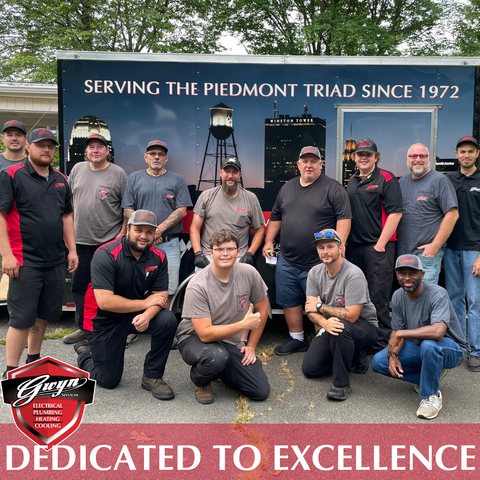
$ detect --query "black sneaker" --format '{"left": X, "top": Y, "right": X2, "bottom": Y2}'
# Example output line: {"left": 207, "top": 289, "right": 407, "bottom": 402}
{"left": 274, "top": 337, "right": 308, "bottom": 356}
{"left": 352, "top": 349, "right": 369, "bottom": 374}
{"left": 74, "top": 339, "right": 91, "bottom": 355}
{"left": 326, "top": 385, "right": 352, "bottom": 401}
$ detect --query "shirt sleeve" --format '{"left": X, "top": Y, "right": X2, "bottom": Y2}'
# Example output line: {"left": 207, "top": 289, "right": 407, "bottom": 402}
{"left": 429, "top": 290, "right": 451, "bottom": 327}
{"left": 175, "top": 176, "right": 193, "bottom": 209}
{"left": 436, "top": 175, "right": 458, "bottom": 213}
{"left": 329, "top": 181, "right": 352, "bottom": 220}
{"left": 63, "top": 182, "right": 73, "bottom": 215}
{"left": 249, "top": 197, "right": 265, "bottom": 230}
{"left": 381, "top": 175, "right": 403, "bottom": 215}
{"left": 152, "top": 255, "right": 169, "bottom": 292}
{"left": 306, "top": 268, "right": 320, "bottom": 297}
{"left": 121, "top": 175, "right": 137, "bottom": 210}
{"left": 91, "top": 249, "right": 116, "bottom": 291}
{"left": 344, "top": 275, "right": 370, "bottom": 306}
{"left": 182, "top": 282, "right": 212, "bottom": 319}
{"left": 119, "top": 169, "right": 128, "bottom": 200}
{"left": 391, "top": 290, "right": 407, "bottom": 331}
{"left": 249, "top": 268, "right": 268, "bottom": 305}
{"left": 270, "top": 187, "right": 284, "bottom": 222}
{"left": 193, "top": 191, "right": 207, "bottom": 217}
{"left": 0, "top": 171, "right": 14, "bottom": 213}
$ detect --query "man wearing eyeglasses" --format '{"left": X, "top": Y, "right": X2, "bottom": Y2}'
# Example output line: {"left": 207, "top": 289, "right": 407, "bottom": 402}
{"left": 444, "top": 136, "right": 480, "bottom": 372}
{"left": 302, "top": 229, "right": 378, "bottom": 401}
{"left": 396, "top": 143, "right": 458, "bottom": 284}
{"left": 122, "top": 140, "right": 192, "bottom": 305}
{"left": 177, "top": 228, "right": 270, "bottom": 404}
{"left": 63, "top": 134, "right": 128, "bottom": 345}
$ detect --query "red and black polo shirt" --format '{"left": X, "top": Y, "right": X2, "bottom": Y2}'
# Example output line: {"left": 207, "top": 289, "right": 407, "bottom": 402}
{"left": 84, "top": 237, "right": 168, "bottom": 332}
{"left": 346, "top": 165, "right": 402, "bottom": 245}
{"left": 0, "top": 160, "right": 72, "bottom": 267}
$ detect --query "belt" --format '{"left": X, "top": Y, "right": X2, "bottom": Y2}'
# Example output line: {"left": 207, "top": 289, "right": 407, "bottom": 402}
{"left": 162, "top": 234, "right": 179, "bottom": 243}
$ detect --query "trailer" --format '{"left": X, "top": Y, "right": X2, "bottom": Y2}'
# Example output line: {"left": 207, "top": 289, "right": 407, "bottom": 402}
{"left": 3, "top": 52, "right": 477, "bottom": 312}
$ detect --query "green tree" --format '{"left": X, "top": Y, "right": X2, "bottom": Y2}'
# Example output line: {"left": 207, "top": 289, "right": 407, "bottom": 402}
{"left": 0, "top": 0, "right": 226, "bottom": 82}
{"left": 226, "top": 0, "right": 453, "bottom": 56}
{"left": 455, "top": 0, "right": 480, "bottom": 56}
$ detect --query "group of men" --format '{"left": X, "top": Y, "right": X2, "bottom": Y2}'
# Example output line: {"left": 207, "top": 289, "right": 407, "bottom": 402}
{"left": 0, "top": 119, "right": 478, "bottom": 420}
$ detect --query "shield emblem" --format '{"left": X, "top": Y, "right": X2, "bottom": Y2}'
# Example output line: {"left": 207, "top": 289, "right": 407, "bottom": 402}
{"left": 1, "top": 357, "right": 95, "bottom": 450}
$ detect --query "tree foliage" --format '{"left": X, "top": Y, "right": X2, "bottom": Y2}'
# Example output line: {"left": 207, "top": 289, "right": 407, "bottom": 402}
{"left": 455, "top": 0, "right": 480, "bottom": 56}
{"left": 226, "top": 0, "right": 449, "bottom": 56}
{"left": 0, "top": 0, "right": 226, "bottom": 82}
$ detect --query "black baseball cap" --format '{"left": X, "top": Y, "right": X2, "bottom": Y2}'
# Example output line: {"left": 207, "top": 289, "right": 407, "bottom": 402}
{"left": 28, "top": 128, "right": 59, "bottom": 145}
{"left": 85, "top": 134, "right": 108, "bottom": 147}
{"left": 221, "top": 157, "right": 241, "bottom": 171}
{"left": 394, "top": 254, "right": 424, "bottom": 271}
{"left": 127, "top": 209, "right": 158, "bottom": 228}
{"left": 299, "top": 146, "right": 321, "bottom": 159}
{"left": 355, "top": 138, "right": 377, "bottom": 153}
{"left": 3, "top": 120, "right": 26, "bottom": 134}
{"left": 146, "top": 140, "right": 168, "bottom": 153}
{"left": 456, "top": 136, "right": 478, "bottom": 149}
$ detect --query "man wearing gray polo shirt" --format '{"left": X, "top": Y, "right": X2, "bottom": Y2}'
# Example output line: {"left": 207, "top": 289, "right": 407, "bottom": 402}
{"left": 122, "top": 140, "right": 192, "bottom": 303}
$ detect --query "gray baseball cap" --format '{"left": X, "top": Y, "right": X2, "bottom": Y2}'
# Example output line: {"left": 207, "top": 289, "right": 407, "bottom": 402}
{"left": 299, "top": 146, "right": 321, "bottom": 159}
{"left": 311, "top": 229, "right": 342, "bottom": 245}
{"left": 394, "top": 254, "right": 424, "bottom": 271}
{"left": 127, "top": 209, "right": 157, "bottom": 227}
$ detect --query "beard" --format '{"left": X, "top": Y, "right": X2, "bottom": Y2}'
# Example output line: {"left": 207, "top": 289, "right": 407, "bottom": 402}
{"left": 399, "top": 276, "right": 422, "bottom": 293}
{"left": 126, "top": 234, "right": 153, "bottom": 254}
{"left": 408, "top": 162, "right": 429, "bottom": 178}
{"left": 222, "top": 180, "right": 238, "bottom": 195}
{"left": 29, "top": 153, "right": 53, "bottom": 167}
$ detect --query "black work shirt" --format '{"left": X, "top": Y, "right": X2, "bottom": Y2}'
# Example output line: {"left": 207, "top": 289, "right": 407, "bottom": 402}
{"left": 271, "top": 175, "right": 351, "bottom": 270}
{"left": 346, "top": 166, "right": 402, "bottom": 245}
{"left": 446, "top": 167, "right": 480, "bottom": 251}
{"left": 0, "top": 160, "right": 73, "bottom": 267}
{"left": 85, "top": 237, "right": 169, "bottom": 331}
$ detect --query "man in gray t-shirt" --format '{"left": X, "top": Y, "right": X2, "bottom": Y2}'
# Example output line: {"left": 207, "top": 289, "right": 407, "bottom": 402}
{"left": 397, "top": 143, "right": 458, "bottom": 284}
{"left": 63, "top": 134, "right": 128, "bottom": 345}
{"left": 177, "top": 228, "right": 269, "bottom": 404}
{"left": 302, "top": 229, "right": 378, "bottom": 401}
{"left": 190, "top": 157, "right": 265, "bottom": 270}
{"left": 122, "top": 140, "right": 192, "bottom": 298}
{"left": 372, "top": 254, "right": 468, "bottom": 420}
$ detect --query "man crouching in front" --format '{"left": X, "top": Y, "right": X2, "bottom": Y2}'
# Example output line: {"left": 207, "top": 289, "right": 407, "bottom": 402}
{"left": 75, "top": 209, "right": 177, "bottom": 400}
{"left": 176, "top": 228, "right": 270, "bottom": 404}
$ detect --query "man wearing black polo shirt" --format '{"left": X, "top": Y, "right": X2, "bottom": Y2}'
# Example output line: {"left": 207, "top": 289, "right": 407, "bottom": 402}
{"left": 346, "top": 138, "right": 402, "bottom": 351}
{"left": 444, "top": 136, "right": 480, "bottom": 372}
{"left": 0, "top": 128, "right": 78, "bottom": 376}
{"left": 263, "top": 146, "right": 351, "bottom": 356}
{"left": 75, "top": 209, "right": 177, "bottom": 400}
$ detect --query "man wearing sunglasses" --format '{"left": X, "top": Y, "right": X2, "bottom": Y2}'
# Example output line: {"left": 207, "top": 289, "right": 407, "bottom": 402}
{"left": 396, "top": 143, "right": 458, "bottom": 284}
{"left": 444, "top": 136, "right": 480, "bottom": 372}
{"left": 123, "top": 140, "right": 192, "bottom": 306}
{"left": 302, "top": 229, "right": 378, "bottom": 401}
{"left": 177, "top": 228, "right": 269, "bottom": 404}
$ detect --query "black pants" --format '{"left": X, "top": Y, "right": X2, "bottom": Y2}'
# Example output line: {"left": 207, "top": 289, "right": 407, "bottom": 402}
{"left": 302, "top": 319, "right": 378, "bottom": 388}
{"left": 77, "top": 309, "right": 177, "bottom": 389}
{"left": 178, "top": 335, "right": 270, "bottom": 401}
{"left": 72, "top": 244, "right": 101, "bottom": 330}
{"left": 346, "top": 242, "right": 396, "bottom": 351}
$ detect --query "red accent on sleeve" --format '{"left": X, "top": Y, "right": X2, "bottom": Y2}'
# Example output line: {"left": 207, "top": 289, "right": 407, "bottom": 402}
{"left": 83, "top": 284, "right": 98, "bottom": 332}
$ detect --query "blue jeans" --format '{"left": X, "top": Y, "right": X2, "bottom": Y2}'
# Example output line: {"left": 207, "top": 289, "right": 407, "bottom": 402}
{"left": 154, "top": 238, "right": 180, "bottom": 295}
{"left": 372, "top": 338, "right": 463, "bottom": 398}
{"left": 419, "top": 248, "right": 444, "bottom": 284}
{"left": 444, "top": 248, "right": 480, "bottom": 357}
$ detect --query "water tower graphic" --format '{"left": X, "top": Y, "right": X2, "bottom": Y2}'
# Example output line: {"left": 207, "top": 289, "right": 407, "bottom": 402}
{"left": 197, "top": 102, "right": 242, "bottom": 192}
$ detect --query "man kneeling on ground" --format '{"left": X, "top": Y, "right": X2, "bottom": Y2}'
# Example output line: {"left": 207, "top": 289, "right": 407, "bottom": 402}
{"left": 302, "top": 229, "right": 379, "bottom": 401}
{"left": 75, "top": 209, "right": 177, "bottom": 400}
{"left": 372, "top": 254, "right": 469, "bottom": 420}
{"left": 176, "top": 228, "right": 270, "bottom": 404}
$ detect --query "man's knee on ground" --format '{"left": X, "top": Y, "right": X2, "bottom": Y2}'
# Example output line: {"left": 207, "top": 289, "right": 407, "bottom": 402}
{"left": 97, "top": 374, "right": 122, "bottom": 390}
{"left": 249, "top": 383, "right": 270, "bottom": 401}
{"left": 196, "top": 345, "right": 229, "bottom": 376}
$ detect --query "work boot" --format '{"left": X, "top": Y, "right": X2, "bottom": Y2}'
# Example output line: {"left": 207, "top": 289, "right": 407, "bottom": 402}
{"left": 63, "top": 329, "right": 86, "bottom": 344}
{"left": 417, "top": 391, "right": 442, "bottom": 419}
{"left": 74, "top": 339, "right": 91, "bottom": 355}
{"left": 141, "top": 374, "right": 174, "bottom": 400}
{"left": 194, "top": 384, "right": 214, "bottom": 404}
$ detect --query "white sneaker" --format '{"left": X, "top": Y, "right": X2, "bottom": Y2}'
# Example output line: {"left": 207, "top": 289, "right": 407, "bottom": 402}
{"left": 416, "top": 391, "right": 443, "bottom": 419}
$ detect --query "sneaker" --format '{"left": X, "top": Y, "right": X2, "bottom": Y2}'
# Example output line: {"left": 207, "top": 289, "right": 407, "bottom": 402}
{"left": 274, "top": 337, "right": 308, "bottom": 356}
{"left": 141, "top": 374, "right": 174, "bottom": 400}
{"left": 417, "top": 391, "right": 442, "bottom": 419}
{"left": 63, "top": 329, "right": 86, "bottom": 344}
{"left": 125, "top": 334, "right": 138, "bottom": 349}
{"left": 326, "top": 385, "right": 352, "bottom": 401}
{"left": 353, "top": 349, "right": 369, "bottom": 374}
{"left": 468, "top": 356, "right": 480, "bottom": 372}
{"left": 74, "top": 339, "right": 91, "bottom": 355}
{"left": 194, "top": 384, "right": 214, "bottom": 404}
{"left": 171, "top": 337, "right": 178, "bottom": 350}
{"left": 414, "top": 369, "right": 448, "bottom": 393}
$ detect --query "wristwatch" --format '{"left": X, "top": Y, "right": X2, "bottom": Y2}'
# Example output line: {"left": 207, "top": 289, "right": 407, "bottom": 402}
{"left": 387, "top": 352, "right": 398, "bottom": 359}
{"left": 315, "top": 300, "right": 323, "bottom": 314}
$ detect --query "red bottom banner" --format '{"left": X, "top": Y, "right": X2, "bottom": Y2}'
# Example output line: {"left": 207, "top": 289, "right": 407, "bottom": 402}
{"left": 0, "top": 423, "right": 478, "bottom": 479}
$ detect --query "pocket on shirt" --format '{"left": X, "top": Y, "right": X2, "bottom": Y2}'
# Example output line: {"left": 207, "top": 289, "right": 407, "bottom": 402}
{"left": 236, "top": 294, "right": 249, "bottom": 313}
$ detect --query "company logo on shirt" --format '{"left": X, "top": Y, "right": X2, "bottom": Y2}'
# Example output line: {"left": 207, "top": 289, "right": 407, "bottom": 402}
{"left": 55, "top": 182, "right": 65, "bottom": 188}
{"left": 145, "top": 266, "right": 158, "bottom": 274}
{"left": 237, "top": 208, "right": 247, "bottom": 212}
{"left": 165, "top": 194, "right": 174, "bottom": 198}
{"left": 417, "top": 196, "right": 428, "bottom": 201}
{"left": 335, "top": 295, "right": 345, "bottom": 307}
{"left": 238, "top": 296, "right": 247, "bottom": 309}
{"left": 99, "top": 188, "right": 109, "bottom": 199}
{"left": 470, "top": 187, "right": 480, "bottom": 192}
{"left": 366, "top": 185, "right": 379, "bottom": 190}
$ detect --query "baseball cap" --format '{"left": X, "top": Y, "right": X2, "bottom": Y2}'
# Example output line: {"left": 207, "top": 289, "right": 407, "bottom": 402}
{"left": 221, "top": 157, "right": 241, "bottom": 171}
{"left": 456, "top": 136, "right": 478, "bottom": 149}
{"left": 146, "top": 140, "right": 168, "bottom": 152}
{"left": 355, "top": 138, "right": 377, "bottom": 153}
{"left": 85, "top": 134, "right": 108, "bottom": 147}
{"left": 127, "top": 209, "right": 157, "bottom": 228}
{"left": 311, "top": 229, "right": 342, "bottom": 245}
{"left": 28, "top": 128, "right": 59, "bottom": 145}
{"left": 394, "top": 254, "right": 424, "bottom": 271}
{"left": 299, "top": 146, "right": 321, "bottom": 159}
{"left": 3, "top": 120, "right": 26, "bottom": 134}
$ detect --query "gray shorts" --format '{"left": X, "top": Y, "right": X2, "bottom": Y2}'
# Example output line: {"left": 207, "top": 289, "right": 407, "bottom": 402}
{"left": 7, "top": 264, "right": 65, "bottom": 328}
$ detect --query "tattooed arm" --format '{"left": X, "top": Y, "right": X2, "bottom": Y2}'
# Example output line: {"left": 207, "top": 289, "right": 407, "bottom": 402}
{"left": 154, "top": 207, "right": 187, "bottom": 245}
{"left": 305, "top": 295, "right": 363, "bottom": 325}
